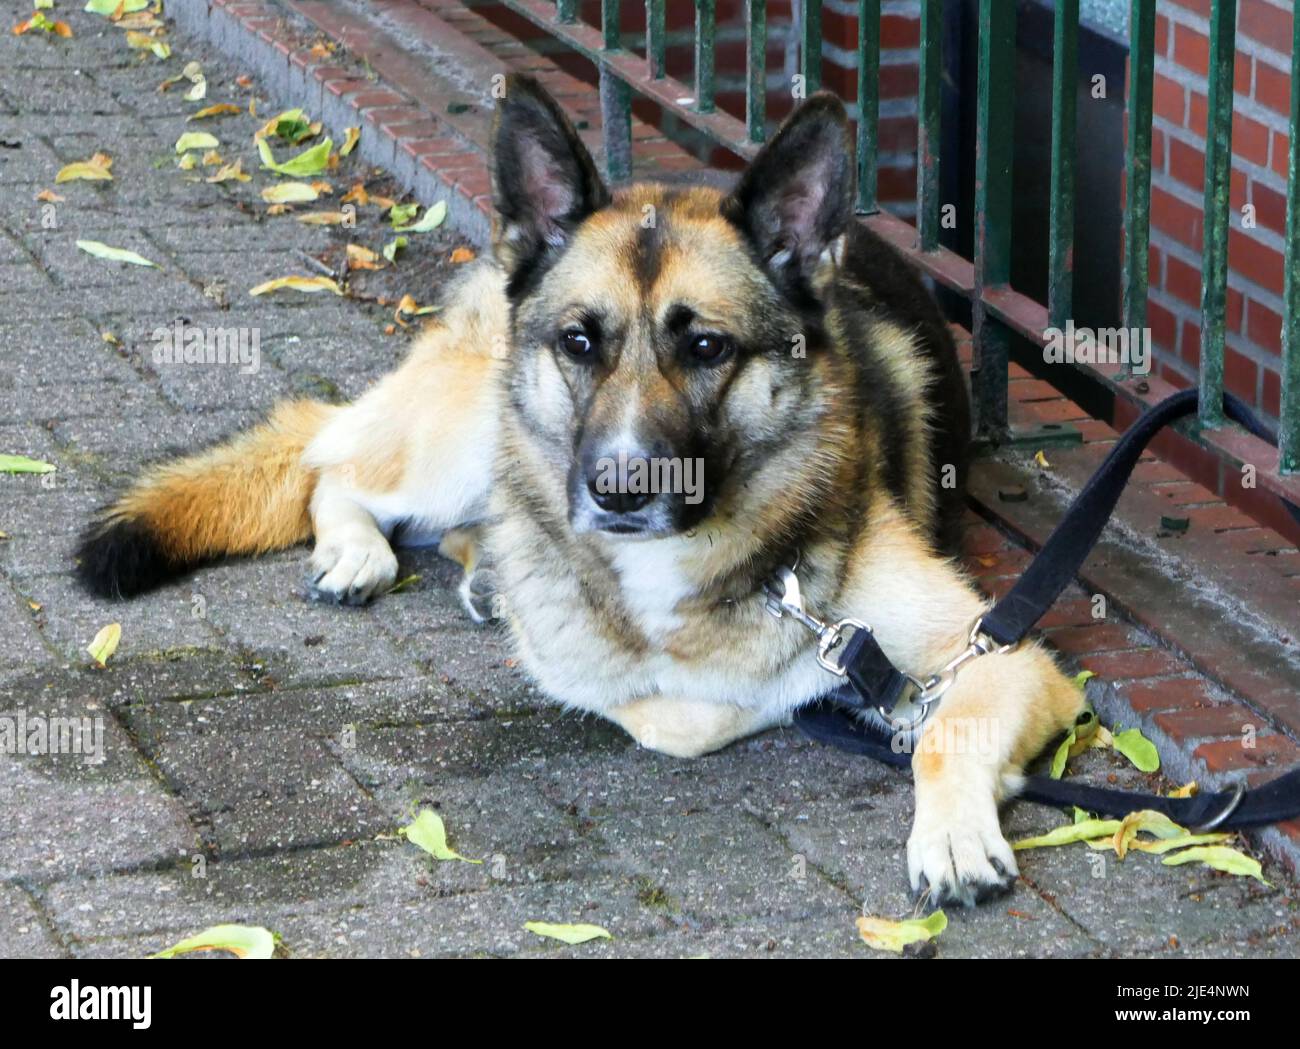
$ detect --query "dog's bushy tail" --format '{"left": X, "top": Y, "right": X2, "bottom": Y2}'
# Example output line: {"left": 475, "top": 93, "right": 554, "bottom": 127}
{"left": 76, "top": 399, "right": 336, "bottom": 598}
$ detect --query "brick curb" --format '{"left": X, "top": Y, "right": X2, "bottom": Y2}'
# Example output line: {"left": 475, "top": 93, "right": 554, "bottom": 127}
{"left": 166, "top": 0, "right": 1300, "bottom": 875}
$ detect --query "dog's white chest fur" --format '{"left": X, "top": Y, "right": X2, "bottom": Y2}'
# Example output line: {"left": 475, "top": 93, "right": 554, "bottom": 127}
{"left": 610, "top": 540, "right": 695, "bottom": 638}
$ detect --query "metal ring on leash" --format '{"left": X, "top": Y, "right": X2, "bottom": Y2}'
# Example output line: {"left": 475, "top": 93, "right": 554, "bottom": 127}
{"left": 1190, "top": 780, "right": 1246, "bottom": 833}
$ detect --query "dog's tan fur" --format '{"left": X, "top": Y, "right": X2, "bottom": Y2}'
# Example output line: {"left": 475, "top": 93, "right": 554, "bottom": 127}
{"left": 78, "top": 79, "right": 1082, "bottom": 906}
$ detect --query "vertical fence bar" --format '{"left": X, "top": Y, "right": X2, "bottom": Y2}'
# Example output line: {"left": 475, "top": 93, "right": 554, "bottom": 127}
{"left": 600, "top": 2, "right": 631, "bottom": 182}
{"left": 1198, "top": 0, "right": 1238, "bottom": 429}
{"left": 802, "top": 0, "right": 823, "bottom": 94}
{"left": 745, "top": 0, "right": 765, "bottom": 142}
{"left": 1122, "top": 0, "right": 1155, "bottom": 338}
{"left": 857, "top": 0, "right": 880, "bottom": 213}
{"left": 917, "top": 0, "right": 942, "bottom": 250}
{"left": 695, "top": 0, "right": 715, "bottom": 113}
{"left": 557, "top": 0, "right": 576, "bottom": 24}
{"left": 1048, "top": 0, "right": 1079, "bottom": 330}
{"left": 1281, "top": 10, "right": 1300, "bottom": 473}
{"left": 603, "top": 0, "right": 621, "bottom": 49}
{"left": 973, "top": 0, "right": 1016, "bottom": 440}
{"left": 646, "top": 0, "right": 666, "bottom": 79}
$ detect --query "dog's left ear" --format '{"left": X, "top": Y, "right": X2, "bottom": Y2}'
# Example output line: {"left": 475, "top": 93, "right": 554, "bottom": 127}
{"left": 490, "top": 74, "right": 610, "bottom": 275}
{"left": 722, "top": 94, "right": 855, "bottom": 289}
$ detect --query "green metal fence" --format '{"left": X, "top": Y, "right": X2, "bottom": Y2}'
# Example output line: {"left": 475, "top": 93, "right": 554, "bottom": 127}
{"left": 501, "top": 0, "right": 1300, "bottom": 505}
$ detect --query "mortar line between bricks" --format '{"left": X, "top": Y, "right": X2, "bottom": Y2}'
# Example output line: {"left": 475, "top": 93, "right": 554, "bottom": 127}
{"left": 740, "top": 800, "right": 890, "bottom": 912}
{"left": 1015, "top": 871, "right": 1109, "bottom": 955}
{"left": 5, "top": 880, "right": 75, "bottom": 958}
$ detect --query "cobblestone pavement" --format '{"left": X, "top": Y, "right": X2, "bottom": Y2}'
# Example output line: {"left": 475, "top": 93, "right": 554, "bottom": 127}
{"left": 1, "top": 8, "right": 1296, "bottom": 959}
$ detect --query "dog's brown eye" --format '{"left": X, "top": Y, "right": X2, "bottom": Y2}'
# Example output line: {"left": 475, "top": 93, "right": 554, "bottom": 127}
{"left": 687, "top": 333, "right": 731, "bottom": 364}
{"left": 559, "top": 329, "right": 594, "bottom": 360}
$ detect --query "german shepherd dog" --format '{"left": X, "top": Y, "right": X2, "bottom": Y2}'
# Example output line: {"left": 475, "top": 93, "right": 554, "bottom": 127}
{"left": 77, "top": 76, "right": 1083, "bottom": 907}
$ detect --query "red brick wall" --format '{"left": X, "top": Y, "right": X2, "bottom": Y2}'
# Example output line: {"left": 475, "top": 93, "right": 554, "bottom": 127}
{"left": 1145, "top": 0, "right": 1293, "bottom": 421}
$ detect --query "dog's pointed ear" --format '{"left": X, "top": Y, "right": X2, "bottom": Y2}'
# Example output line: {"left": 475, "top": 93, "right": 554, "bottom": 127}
{"left": 490, "top": 74, "right": 610, "bottom": 274}
{"left": 722, "top": 94, "right": 855, "bottom": 288}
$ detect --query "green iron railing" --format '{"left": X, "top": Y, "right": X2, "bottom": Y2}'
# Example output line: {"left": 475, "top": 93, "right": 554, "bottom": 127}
{"left": 500, "top": 0, "right": 1300, "bottom": 504}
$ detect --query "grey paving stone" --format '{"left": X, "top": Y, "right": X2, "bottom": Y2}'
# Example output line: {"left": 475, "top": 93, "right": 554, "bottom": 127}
{"left": 49, "top": 407, "right": 262, "bottom": 485}
{"left": 0, "top": 750, "right": 198, "bottom": 884}
{"left": 13, "top": 569, "right": 221, "bottom": 663}
{"left": 0, "top": 485, "right": 106, "bottom": 577}
{"left": 0, "top": 579, "right": 54, "bottom": 671}
{"left": 0, "top": 69, "right": 129, "bottom": 116}
{"left": 2, "top": 317, "right": 141, "bottom": 389}
{"left": 141, "top": 726, "right": 388, "bottom": 856}
{"left": 197, "top": 554, "right": 425, "bottom": 687}
{"left": 0, "top": 884, "right": 68, "bottom": 958}
{"left": 0, "top": 131, "right": 66, "bottom": 184}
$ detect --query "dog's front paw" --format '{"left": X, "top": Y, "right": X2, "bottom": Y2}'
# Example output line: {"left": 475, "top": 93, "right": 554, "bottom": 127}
{"left": 306, "top": 535, "right": 398, "bottom": 606}
{"left": 907, "top": 800, "right": 1018, "bottom": 908}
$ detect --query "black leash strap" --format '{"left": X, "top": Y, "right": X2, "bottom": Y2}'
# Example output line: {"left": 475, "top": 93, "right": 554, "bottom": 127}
{"left": 798, "top": 698, "right": 1300, "bottom": 829}
{"left": 793, "top": 389, "right": 1300, "bottom": 829}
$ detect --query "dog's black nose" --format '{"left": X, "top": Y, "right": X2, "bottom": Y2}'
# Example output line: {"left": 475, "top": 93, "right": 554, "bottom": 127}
{"left": 587, "top": 462, "right": 654, "bottom": 514}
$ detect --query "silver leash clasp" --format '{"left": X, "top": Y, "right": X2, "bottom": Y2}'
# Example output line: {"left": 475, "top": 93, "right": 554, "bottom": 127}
{"left": 764, "top": 564, "right": 867, "bottom": 675}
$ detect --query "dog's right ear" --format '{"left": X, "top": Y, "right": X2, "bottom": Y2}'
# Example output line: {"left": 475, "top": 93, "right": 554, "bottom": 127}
{"left": 490, "top": 74, "right": 609, "bottom": 275}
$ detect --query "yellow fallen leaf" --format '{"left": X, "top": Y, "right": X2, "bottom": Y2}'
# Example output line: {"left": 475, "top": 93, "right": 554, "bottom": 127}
{"left": 260, "top": 181, "right": 319, "bottom": 205}
{"left": 856, "top": 911, "right": 947, "bottom": 954}
{"left": 265, "top": 203, "right": 291, "bottom": 216}
{"left": 76, "top": 239, "right": 159, "bottom": 268}
{"left": 125, "top": 29, "right": 169, "bottom": 58}
{"left": 1035, "top": 450, "right": 1051, "bottom": 468}
{"left": 382, "top": 236, "right": 407, "bottom": 263}
{"left": 346, "top": 244, "right": 383, "bottom": 271}
{"left": 1110, "top": 809, "right": 1184, "bottom": 860}
{"left": 55, "top": 153, "right": 113, "bottom": 183}
{"left": 392, "top": 200, "right": 447, "bottom": 234}
{"left": 116, "top": 12, "right": 163, "bottom": 31}
{"left": 151, "top": 924, "right": 276, "bottom": 959}
{"left": 523, "top": 922, "right": 611, "bottom": 946}
{"left": 398, "top": 808, "right": 480, "bottom": 863}
{"left": 206, "top": 158, "right": 249, "bottom": 183}
{"left": 253, "top": 108, "right": 304, "bottom": 141}
{"left": 0, "top": 455, "right": 56, "bottom": 474}
{"left": 1168, "top": 782, "right": 1198, "bottom": 799}
{"left": 1130, "top": 831, "right": 1233, "bottom": 855}
{"left": 175, "top": 131, "right": 219, "bottom": 154}
{"left": 14, "top": 13, "right": 73, "bottom": 36}
{"left": 86, "top": 0, "right": 148, "bottom": 15}
{"left": 159, "top": 59, "right": 202, "bottom": 92}
{"left": 393, "top": 293, "right": 439, "bottom": 327}
{"left": 258, "top": 136, "right": 332, "bottom": 177}
{"left": 87, "top": 622, "right": 122, "bottom": 667}
{"left": 1162, "top": 845, "right": 1270, "bottom": 885}
{"left": 340, "top": 182, "right": 369, "bottom": 206}
{"left": 340, "top": 125, "right": 361, "bottom": 156}
{"left": 35, "top": 189, "right": 65, "bottom": 203}
{"left": 249, "top": 275, "right": 342, "bottom": 297}
{"left": 177, "top": 152, "right": 198, "bottom": 171}
{"left": 188, "top": 103, "right": 240, "bottom": 120}
{"left": 1013, "top": 818, "right": 1123, "bottom": 850}
{"left": 294, "top": 211, "right": 351, "bottom": 226}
